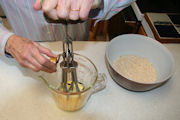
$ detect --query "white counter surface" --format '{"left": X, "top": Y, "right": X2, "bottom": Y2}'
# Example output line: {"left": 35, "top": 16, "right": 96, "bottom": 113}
{"left": 0, "top": 41, "right": 180, "bottom": 120}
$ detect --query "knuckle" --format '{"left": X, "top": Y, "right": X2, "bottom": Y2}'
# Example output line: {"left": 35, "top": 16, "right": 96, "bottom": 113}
{"left": 22, "top": 47, "right": 33, "bottom": 58}
{"left": 49, "top": 16, "right": 58, "bottom": 20}
{"left": 38, "top": 65, "right": 44, "bottom": 70}
{"left": 31, "top": 66, "right": 40, "bottom": 72}
{"left": 19, "top": 60, "right": 26, "bottom": 67}
{"left": 46, "top": 10, "right": 58, "bottom": 20}
{"left": 27, "top": 44, "right": 34, "bottom": 50}
{"left": 42, "top": 5, "right": 51, "bottom": 13}
{"left": 57, "top": 12, "right": 68, "bottom": 19}
{"left": 69, "top": 14, "right": 78, "bottom": 20}
{"left": 79, "top": 13, "right": 87, "bottom": 20}
{"left": 33, "top": 68, "right": 40, "bottom": 72}
{"left": 46, "top": 49, "right": 51, "bottom": 53}
{"left": 40, "top": 58, "right": 47, "bottom": 65}
{"left": 21, "top": 53, "right": 28, "bottom": 60}
{"left": 42, "top": 8, "right": 49, "bottom": 13}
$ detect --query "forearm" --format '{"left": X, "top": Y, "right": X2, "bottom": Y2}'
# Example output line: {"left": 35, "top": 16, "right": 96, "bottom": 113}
{"left": 0, "top": 17, "right": 14, "bottom": 56}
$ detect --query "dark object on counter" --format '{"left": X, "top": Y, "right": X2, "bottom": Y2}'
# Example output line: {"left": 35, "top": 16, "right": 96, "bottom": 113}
{"left": 155, "top": 25, "right": 180, "bottom": 38}
{"left": 168, "top": 14, "right": 180, "bottom": 24}
{"left": 145, "top": 13, "right": 180, "bottom": 43}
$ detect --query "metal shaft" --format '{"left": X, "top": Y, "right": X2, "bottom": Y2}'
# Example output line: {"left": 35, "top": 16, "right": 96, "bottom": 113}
{"left": 59, "top": 21, "right": 80, "bottom": 93}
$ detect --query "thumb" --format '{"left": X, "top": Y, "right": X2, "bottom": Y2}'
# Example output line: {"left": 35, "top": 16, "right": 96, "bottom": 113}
{"left": 33, "top": 42, "right": 57, "bottom": 58}
{"left": 33, "top": 0, "right": 42, "bottom": 10}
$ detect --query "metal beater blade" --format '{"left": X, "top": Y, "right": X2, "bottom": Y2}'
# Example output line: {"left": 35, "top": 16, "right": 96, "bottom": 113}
{"left": 58, "top": 21, "right": 80, "bottom": 93}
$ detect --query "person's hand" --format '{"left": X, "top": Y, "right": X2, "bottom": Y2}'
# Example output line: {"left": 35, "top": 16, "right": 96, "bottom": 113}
{"left": 5, "top": 35, "right": 57, "bottom": 73}
{"left": 33, "top": 0, "right": 101, "bottom": 20}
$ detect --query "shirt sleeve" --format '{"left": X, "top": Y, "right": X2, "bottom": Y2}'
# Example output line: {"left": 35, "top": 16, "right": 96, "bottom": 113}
{"left": 0, "top": 17, "right": 14, "bottom": 56}
{"left": 91, "top": 0, "right": 136, "bottom": 22}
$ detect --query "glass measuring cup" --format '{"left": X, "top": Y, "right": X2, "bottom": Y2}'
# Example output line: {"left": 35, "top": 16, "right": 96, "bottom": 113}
{"left": 39, "top": 53, "right": 106, "bottom": 111}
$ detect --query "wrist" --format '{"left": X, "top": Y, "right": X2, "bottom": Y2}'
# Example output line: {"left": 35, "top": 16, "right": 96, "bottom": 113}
{"left": 5, "top": 35, "right": 17, "bottom": 55}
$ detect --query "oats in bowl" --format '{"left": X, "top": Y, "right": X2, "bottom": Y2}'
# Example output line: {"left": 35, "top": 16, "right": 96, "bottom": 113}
{"left": 113, "top": 55, "right": 156, "bottom": 83}
{"left": 105, "top": 34, "right": 175, "bottom": 91}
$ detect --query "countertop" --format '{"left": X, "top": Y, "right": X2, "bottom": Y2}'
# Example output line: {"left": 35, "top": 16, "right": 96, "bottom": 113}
{"left": 0, "top": 41, "right": 180, "bottom": 120}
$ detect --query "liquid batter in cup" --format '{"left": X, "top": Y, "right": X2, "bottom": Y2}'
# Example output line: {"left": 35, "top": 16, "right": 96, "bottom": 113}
{"left": 40, "top": 53, "right": 106, "bottom": 111}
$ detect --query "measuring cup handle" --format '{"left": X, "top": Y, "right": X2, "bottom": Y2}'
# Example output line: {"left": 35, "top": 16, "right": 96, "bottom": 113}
{"left": 91, "top": 73, "right": 107, "bottom": 95}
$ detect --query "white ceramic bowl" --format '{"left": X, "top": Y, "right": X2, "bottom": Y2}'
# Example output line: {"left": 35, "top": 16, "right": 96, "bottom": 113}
{"left": 106, "top": 34, "right": 175, "bottom": 91}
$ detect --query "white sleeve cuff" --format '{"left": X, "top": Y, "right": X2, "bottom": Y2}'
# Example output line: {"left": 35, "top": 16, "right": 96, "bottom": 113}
{"left": 0, "top": 32, "right": 15, "bottom": 56}
{"left": 93, "top": 0, "right": 135, "bottom": 23}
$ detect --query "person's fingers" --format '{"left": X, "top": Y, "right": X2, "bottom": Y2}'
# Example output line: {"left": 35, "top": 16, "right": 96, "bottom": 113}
{"left": 69, "top": 0, "right": 80, "bottom": 20}
{"left": 26, "top": 64, "right": 39, "bottom": 72}
{"left": 42, "top": 0, "right": 58, "bottom": 12}
{"left": 19, "top": 47, "right": 56, "bottom": 73}
{"left": 33, "top": 42, "right": 57, "bottom": 58}
{"left": 31, "top": 48, "right": 56, "bottom": 72}
{"left": 57, "top": 0, "right": 71, "bottom": 19}
{"left": 79, "top": 0, "right": 93, "bottom": 20}
{"left": 19, "top": 55, "right": 39, "bottom": 72}
{"left": 28, "top": 56, "right": 55, "bottom": 73}
{"left": 6, "top": 35, "right": 56, "bottom": 73}
{"left": 33, "top": 0, "right": 42, "bottom": 10}
{"left": 19, "top": 59, "right": 40, "bottom": 72}
{"left": 45, "top": 9, "right": 59, "bottom": 20}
